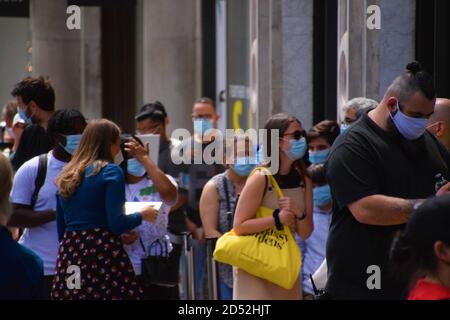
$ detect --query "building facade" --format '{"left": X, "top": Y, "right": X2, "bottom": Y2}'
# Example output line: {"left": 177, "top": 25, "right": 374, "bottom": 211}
{"left": 1, "top": 0, "right": 449, "bottom": 134}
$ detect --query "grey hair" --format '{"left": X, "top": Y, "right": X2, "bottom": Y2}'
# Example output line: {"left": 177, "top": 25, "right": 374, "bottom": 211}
{"left": 343, "top": 97, "right": 379, "bottom": 114}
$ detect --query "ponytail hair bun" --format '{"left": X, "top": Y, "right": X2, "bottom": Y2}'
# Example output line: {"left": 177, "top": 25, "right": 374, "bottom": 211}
{"left": 406, "top": 61, "right": 422, "bottom": 75}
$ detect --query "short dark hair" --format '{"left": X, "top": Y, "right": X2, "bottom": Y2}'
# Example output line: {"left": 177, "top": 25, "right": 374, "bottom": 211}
{"left": 390, "top": 194, "right": 450, "bottom": 283}
{"left": 47, "top": 109, "right": 86, "bottom": 145}
{"left": 194, "top": 97, "right": 216, "bottom": 111}
{"left": 307, "top": 164, "right": 327, "bottom": 185}
{"left": 11, "top": 76, "right": 55, "bottom": 112}
{"left": 135, "top": 101, "right": 167, "bottom": 123}
{"left": 387, "top": 61, "right": 436, "bottom": 103}
{"left": 307, "top": 120, "right": 340, "bottom": 146}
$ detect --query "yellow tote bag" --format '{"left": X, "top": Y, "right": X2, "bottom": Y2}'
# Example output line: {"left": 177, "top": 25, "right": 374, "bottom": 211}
{"left": 213, "top": 168, "right": 302, "bottom": 290}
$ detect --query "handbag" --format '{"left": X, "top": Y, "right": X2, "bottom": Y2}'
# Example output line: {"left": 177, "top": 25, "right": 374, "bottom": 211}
{"left": 140, "top": 238, "right": 178, "bottom": 287}
{"left": 213, "top": 167, "right": 302, "bottom": 290}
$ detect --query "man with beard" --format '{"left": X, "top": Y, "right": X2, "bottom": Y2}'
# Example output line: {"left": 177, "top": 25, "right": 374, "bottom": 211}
{"left": 11, "top": 77, "right": 55, "bottom": 171}
{"left": 326, "top": 61, "right": 450, "bottom": 300}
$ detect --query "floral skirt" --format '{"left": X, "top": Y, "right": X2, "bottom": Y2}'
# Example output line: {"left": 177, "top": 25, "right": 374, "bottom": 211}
{"left": 51, "top": 228, "right": 143, "bottom": 300}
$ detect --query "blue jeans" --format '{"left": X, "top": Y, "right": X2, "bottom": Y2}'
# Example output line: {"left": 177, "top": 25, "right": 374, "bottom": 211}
{"left": 219, "top": 278, "right": 233, "bottom": 300}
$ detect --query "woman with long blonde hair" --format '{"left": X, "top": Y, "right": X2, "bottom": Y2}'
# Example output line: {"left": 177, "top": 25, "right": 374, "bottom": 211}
{"left": 52, "top": 119, "right": 157, "bottom": 300}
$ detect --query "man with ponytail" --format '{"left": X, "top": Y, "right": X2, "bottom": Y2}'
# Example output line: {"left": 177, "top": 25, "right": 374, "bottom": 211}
{"left": 326, "top": 62, "right": 450, "bottom": 299}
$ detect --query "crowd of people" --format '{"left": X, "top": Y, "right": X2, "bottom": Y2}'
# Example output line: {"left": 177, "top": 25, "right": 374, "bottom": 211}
{"left": 1, "top": 61, "right": 450, "bottom": 300}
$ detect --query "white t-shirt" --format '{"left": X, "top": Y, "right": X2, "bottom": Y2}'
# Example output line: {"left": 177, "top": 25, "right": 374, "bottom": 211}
{"left": 11, "top": 151, "right": 65, "bottom": 276}
{"left": 123, "top": 175, "right": 177, "bottom": 275}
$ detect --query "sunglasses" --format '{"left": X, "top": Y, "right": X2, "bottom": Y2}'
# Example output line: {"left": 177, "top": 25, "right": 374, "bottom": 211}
{"left": 282, "top": 130, "right": 306, "bottom": 141}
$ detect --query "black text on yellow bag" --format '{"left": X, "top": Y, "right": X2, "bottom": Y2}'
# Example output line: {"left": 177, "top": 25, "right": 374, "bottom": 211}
{"left": 213, "top": 169, "right": 301, "bottom": 290}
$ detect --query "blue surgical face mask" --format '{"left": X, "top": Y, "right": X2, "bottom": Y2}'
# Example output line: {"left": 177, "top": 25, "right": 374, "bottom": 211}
{"left": 18, "top": 107, "right": 32, "bottom": 125}
{"left": 193, "top": 118, "right": 213, "bottom": 135}
{"left": 232, "top": 156, "right": 256, "bottom": 177}
{"left": 285, "top": 137, "right": 307, "bottom": 161}
{"left": 127, "top": 158, "right": 146, "bottom": 177}
{"left": 309, "top": 149, "right": 330, "bottom": 165}
{"left": 340, "top": 123, "right": 350, "bottom": 132}
{"left": 390, "top": 101, "right": 428, "bottom": 140}
{"left": 60, "top": 134, "right": 81, "bottom": 155}
{"left": 313, "top": 185, "right": 332, "bottom": 207}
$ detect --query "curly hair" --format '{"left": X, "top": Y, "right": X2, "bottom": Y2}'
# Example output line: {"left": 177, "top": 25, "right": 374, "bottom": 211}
{"left": 56, "top": 119, "right": 121, "bottom": 199}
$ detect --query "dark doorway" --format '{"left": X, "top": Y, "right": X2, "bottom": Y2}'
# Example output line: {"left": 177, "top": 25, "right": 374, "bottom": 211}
{"left": 101, "top": 1, "right": 136, "bottom": 134}
{"left": 313, "top": 0, "right": 338, "bottom": 124}
{"left": 201, "top": 0, "right": 216, "bottom": 100}
{"left": 416, "top": 0, "right": 450, "bottom": 98}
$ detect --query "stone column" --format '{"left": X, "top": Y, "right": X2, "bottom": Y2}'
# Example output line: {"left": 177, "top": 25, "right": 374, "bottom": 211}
{"left": 337, "top": 0, "right": 416, "bottom": 119}
{"left": 378, "top": 0, "right": 415, "bottom": 96}
{"left": 142, "top": 0, "right": 202, "bottom": 134}
{"left": 253, "top": 0, "right": 273, "bottom": 130}
{"left": 280, "top": 0, "right": 314, "bottom": 129}
{"left": 253, "top": 0, "right": 314, "bottom": 130}
{"left": 0, "top": 17, "right": 29, "bottom": 106}
{"left": 31, "top": 0, "right": 81, "bottom": 109}
{"left": 80, "top": 7, "right": 102, "bottom": 120}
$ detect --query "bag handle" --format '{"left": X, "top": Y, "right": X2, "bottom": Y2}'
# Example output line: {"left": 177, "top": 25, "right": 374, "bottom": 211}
{"left": 267, "top": 174, "right": 283, "bottom": 198}
{"left": 249, "top": 167, "right": 284, "bottom": 199}
{"left": 143, "top": 238, "right": 170, "bottom": 257}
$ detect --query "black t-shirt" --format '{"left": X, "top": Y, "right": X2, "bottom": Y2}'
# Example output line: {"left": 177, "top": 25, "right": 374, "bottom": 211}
{"left": 325, "top": 111, "right": 450, "bottom": 300}
{"left": 273, "top": 169, "right": 304, "bottom": 189}
{"left": 11, "top": 124, "right": 53, "bottom": 172}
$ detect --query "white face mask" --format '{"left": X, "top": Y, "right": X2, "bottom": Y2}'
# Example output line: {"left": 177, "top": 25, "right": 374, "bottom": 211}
{"left": 114, "top": 150, "right": 124, "bottom": 165}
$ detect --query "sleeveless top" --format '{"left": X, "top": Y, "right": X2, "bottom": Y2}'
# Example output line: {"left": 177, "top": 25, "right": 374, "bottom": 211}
{"left": 233, "top": 168, "right": 306, "bottom": 300}
{"left": 211, "top": 171, "right": 236, "bottom": 288}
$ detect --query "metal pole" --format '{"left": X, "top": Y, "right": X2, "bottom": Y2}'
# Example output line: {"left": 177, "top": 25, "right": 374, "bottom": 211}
{"left": 205, "top": 237, "right": 219, "bottom": 300}
{"left": 182, "top": 232, "right": 196, "bottom": 300}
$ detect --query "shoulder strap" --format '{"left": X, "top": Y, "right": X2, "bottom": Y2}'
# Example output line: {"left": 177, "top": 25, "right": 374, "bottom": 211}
{"left": 222, "top": 175, "right": 231, "bottom": 212}
{"left": 250, "top": 167, "right": 284, "bottom": 198}
{"left": 31, "top": 154, "right": 48, "bottom": 209}
{"left": 267, "top": 174, "right": 283, "bottom": 198}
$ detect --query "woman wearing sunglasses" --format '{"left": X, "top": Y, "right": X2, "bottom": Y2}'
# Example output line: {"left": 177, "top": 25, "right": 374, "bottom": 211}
{"left": 233, "top": 113, "right": 313, "bottom": 300}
